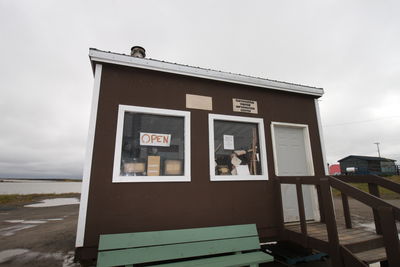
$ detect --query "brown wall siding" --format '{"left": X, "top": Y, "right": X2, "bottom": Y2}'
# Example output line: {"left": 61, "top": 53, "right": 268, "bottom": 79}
{"left": 84, "top": 63, "right": 324, "bottom": 249}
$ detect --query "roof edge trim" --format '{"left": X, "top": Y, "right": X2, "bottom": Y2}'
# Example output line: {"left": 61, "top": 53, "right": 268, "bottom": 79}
{"left": 89, "top": 49, "right": 324, "bottom": 97}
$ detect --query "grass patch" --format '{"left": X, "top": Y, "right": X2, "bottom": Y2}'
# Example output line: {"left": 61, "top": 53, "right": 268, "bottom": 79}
{"left": 0, "top": 193, "right": 80, "bottom": 206}
{"left": 333, "top": 175, "right": 400, "bottom": 199}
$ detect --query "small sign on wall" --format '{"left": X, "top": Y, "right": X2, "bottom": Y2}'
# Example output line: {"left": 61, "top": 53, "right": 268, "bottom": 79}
{"left": 140, "top": 132, "right": 171, "bottom": 147}
{"left": 186, "top": 94, "right": 213, "bottom": 110}
{"left": 233, "top": 98, "right": 258, "bottom": 114}
{"left": 223, "top": 135, "right": 234, "bottom": 150}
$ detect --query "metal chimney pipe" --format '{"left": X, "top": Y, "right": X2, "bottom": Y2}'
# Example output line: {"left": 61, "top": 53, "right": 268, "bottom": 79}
{"left": 131, "top": 46, "right": 146, "bottom": 58}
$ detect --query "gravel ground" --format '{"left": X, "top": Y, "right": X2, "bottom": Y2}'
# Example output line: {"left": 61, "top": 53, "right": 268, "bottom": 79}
{"left": 0, "top": 195, "right": 399, "bottom": 267}
{"left": 0, "top": 196, "right": 80, "bottom": 267}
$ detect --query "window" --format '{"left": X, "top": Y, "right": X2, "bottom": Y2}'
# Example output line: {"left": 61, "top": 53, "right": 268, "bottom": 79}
{"left": 113, "top": 105, "right": 190, "bottom": 182}
{"left": 209, "top": 114, "right": 268, "bottom": 181}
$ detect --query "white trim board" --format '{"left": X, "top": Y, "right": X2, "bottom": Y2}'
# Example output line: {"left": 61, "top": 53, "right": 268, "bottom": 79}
{"left": 89, "top": 49, "right": 324, "bottom": 97}
{"left": 112, "top": 105, "right": 191, "bottom": 183}
{"left": 208, "top": 114, "right": 268, "bottom": 181}
{"left": 270, "top": 121, "right": 315, "bottom": 177}
{"left": 76, "top": 64, "right": 102, "bottom": 248}
{"left": 314, "top": 99, "right": 329, "bottom": 175}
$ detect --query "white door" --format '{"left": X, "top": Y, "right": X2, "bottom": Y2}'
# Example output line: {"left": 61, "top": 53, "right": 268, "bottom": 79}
{"left": 271, "top": 123, "right": 319, "bottom": 222}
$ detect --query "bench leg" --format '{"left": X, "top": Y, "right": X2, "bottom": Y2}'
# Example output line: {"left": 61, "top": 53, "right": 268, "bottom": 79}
{"left": 125, "top": 265, "right": 133, "bottom": 267}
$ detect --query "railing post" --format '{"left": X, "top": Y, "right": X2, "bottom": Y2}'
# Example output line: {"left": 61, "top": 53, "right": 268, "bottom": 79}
{"left": 321, "top": 178, "right": 343, "bottom": 267}
{"left": 378, "top": 206, "right": 400, "bottom": 267}
{"left": 368, "top": 183, "right": 382, "bottom": 234}
{"left": 341, "top": 193, "right": 352, "bottom": 228}
{"left": 296, "top": 178, "right": 307, "bottom": 247}
{"left": 316, "top": 185, "right": 326, "bottom": 223}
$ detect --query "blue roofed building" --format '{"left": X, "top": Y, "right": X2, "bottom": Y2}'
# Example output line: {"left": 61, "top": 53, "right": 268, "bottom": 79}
{"left": 338, "top": 155, "right": 397, "bottom": 175}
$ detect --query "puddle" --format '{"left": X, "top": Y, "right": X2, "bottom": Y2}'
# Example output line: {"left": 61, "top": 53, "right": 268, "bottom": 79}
{"left": 2, "top": 217, "right": 66, "bottom": 236}
{"left": 21, "top": 220, "right": 47, "bottom": 224}
{"left": 358, "top": 222, "right": 375, "bottom": 231}
{"left": 0, "top": 249, "right": 29, "bottom": 263}
{"left": 0, "top": 249, "right": 79, "bottom": 266}
{"left": 4, "top": 220, "right": 24, "bottom": 223}
{"left": 357, "top": 221, "right": 400, "bottom": 239}
{"left": 0, "top": 224, "right": 36, "bottom": 237}
{"left": 5, "top": 218, "right": 64, "bottom": 223}
{"left": 24, "top": 198, "right": 79, "bottom": 208}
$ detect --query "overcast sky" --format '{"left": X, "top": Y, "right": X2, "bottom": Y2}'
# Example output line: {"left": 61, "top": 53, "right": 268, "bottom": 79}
{"left": 0, "top": 0, "right": 399, "bottom": 178}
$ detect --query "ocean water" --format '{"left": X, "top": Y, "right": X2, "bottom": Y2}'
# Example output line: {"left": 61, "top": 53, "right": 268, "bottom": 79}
{"left": 0, "top": 180, "right": 82, "bottom": 195}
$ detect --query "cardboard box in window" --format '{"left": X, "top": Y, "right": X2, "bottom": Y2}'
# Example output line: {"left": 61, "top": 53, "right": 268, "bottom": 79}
{"left": 123, "top": 162, "right": 146, "bottom": 174}
{"left": 164, "top": 160, "right": 183, "bottom": 175}
{"left": 147, "top": 156, "right": 160, "bottom": 176}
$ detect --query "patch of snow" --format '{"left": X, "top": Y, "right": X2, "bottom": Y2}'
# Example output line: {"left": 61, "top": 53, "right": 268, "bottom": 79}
{"left": 24, "top": 198, "right": 79, "bottom": 207}
{"left": 0, "top": 249, "right": 29, "bottom": 263}
{"left": 63, "top": 251, "right": 80, "bottom": 267}
{"left": 0, "top": 224, "right": 36, "bottom": 236}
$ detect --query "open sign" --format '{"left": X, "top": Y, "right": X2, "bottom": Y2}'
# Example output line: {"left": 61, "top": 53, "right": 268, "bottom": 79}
{"left": 140, "top": 132, "right": 171, "bottom": 147}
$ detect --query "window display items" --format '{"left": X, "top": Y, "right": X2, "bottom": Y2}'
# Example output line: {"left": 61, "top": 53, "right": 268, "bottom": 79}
{"left": 214, "top": 120, "right": 262, "bottom": 176}
{"left": 164, "top": 160, "right": 183, "bottom": 175}
{"left": 123, "top": 159, "right": 146, "bottom": 176}
{"left": 147, "top": 156, "right": 161, "bottom": 176}
{"left": 120, "top": 111, "right": 185, "bottom": 177}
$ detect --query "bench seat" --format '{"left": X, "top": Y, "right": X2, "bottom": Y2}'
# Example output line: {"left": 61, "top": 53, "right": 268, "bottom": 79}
{"left": 97, "top": 224, "right": 274, "bottom": 267}
{"left": 151, "top": 251, "right": 273, "bottom": 267}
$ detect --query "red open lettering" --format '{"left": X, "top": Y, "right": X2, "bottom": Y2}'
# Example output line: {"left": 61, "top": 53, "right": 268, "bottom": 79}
{"left": 163, "top": 136, "right": 169, "bottom": 144}
{"left": 141, "top": 134, "right": 150, "bottom": 143}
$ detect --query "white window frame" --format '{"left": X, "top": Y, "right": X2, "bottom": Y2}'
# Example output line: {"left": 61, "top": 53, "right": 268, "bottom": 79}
{"left": 112, "top": 105, "right": 191, "bottom": 183}
{"left": 270, "top": 121, "right": 315, "bottom": 176}
{"left": 208, "top": 114, "right": 268, "bottom": 181}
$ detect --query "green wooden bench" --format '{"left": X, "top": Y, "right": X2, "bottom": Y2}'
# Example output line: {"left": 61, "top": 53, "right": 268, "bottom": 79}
{"left": 96, "top": 224, "right": 274, "bottom": 267}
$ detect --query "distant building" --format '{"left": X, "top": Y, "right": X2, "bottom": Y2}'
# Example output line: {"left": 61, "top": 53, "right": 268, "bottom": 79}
{"left": 329, "top": 164, "right": 341, "bottom": 175}
{"left": 338, "top": 155, "right": 397, "bottom": 175}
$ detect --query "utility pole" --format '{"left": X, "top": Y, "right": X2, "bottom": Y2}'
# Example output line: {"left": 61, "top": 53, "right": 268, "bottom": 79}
{"left": 374, "top": 142, "right": 381, "bottom": 158}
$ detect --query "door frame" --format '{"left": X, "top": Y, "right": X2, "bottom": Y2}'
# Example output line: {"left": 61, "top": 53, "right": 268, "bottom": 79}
{"left": 270, "top": 121, "right": 314, "bottom": 176}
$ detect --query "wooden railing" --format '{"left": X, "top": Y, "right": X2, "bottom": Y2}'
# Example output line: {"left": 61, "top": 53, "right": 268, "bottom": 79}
{"left": 275, "top": 175, "right": 400, "bottom": 267}
{"left": 334, "top": 174, "right": 400, "bottom": 234}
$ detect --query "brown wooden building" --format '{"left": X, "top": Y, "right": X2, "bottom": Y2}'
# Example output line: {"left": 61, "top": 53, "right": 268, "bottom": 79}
{"left": 75, "top": 47, "right": 327, "bottom": 261}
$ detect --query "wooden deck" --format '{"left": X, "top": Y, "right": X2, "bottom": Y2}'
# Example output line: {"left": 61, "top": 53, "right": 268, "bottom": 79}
{"left": 285, "top": 222, "right": 381, "bottom": 245}
{"left": 276, "top": 175, "right": 400, "bottom": 266}
{"left": 284, "top": 222, "right": 387, "bottom": 264}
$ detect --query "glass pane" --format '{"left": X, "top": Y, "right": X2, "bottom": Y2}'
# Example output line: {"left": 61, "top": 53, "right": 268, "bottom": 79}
{"left": 213, "top": 120, "right": 262, "bottom": 176}
{"left": 120, "top": 112, "right": 185, "bottom": 176}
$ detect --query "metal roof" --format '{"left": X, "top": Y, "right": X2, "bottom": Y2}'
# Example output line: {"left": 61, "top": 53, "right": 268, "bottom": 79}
{"left": 89, "top": 48, "right": 324, "bottom": 97}
{"left": 338, "top": 155, "right": 396, "bottom": 162}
